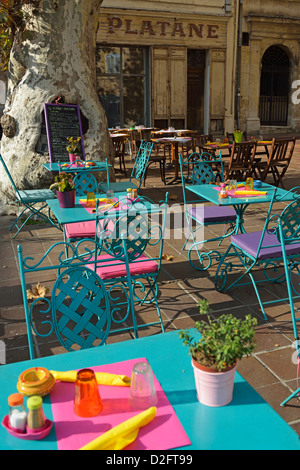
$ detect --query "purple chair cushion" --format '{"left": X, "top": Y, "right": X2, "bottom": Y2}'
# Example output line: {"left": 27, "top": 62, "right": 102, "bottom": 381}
{"left": 232, "top": 230, "right": 300, "bottom": 260}
{"left": 189, "top": 206, "right": 236, "bottom": 223}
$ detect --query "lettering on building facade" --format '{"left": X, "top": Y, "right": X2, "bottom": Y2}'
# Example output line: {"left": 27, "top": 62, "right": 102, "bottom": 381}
{"left": 97, "top": 12, "right": 226, "bottom": 46}
{"left": 107, "top": 16, "right": 219, "bottom": 39}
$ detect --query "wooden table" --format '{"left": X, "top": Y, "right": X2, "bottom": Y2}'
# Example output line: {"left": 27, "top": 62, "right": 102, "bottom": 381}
{"left": 1, "top": 330, "right": 299, "bottom": 450}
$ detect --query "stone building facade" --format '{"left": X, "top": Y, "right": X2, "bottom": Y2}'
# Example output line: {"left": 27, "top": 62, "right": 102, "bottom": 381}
{"left": 97, "top": 0, "right": 300, "bottom": 136}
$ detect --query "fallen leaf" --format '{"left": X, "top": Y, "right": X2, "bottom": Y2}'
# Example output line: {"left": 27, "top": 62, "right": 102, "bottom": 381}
{"left": 169, "top": 193, "right": 178, "bottom": 201}
{"left": 162, "top": 253, "right": 174, "bottom": 261}
{"left": 27, "top": 283, "right": 49, "bottom": 302}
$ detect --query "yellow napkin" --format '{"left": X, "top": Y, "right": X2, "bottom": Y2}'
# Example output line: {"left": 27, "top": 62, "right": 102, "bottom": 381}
{"left": 234, "top": 190, "right": 267, "bottom": 196}
{"left": 50, "top": 370, "right": 130, "bottom": 387}
{"left": 79, "top": 407, "right": 157, "bottom": 450}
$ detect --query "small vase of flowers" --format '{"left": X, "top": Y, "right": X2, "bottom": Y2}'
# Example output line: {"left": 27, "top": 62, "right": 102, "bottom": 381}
{"left": 66, "top": 136, "right": 81, "bottom": 163}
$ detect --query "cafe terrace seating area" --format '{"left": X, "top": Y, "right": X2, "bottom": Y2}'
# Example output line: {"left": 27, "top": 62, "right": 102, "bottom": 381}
{"left": 1, "top": 132, "right": 300, "bottom": 448}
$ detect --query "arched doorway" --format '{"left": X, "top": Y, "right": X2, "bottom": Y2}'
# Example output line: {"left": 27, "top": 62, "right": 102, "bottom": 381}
{"left": 259, "top": 45, "right": 290, "bottom": 126}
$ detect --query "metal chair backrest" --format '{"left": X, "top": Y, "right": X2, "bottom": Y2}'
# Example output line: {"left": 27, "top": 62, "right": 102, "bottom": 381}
{"left": 0, "top": 154, "right": 22, "bottom": 200}
{"left": 129, "top": 140, "right": 154, "bottom": 188}
{"left": 17, "top": 240, "right": 120, "bottom": 358}
{"left": 73, "top": 172, "right": 98, "bottom": 197}
{"left": 96, "top": 194, "right": 168, "bottom": 268}
{"left": 225, "top": 141, "right": 257, "bottom": 181}
{"left": 179, "top": 152, "right": 224, "bottom": 206}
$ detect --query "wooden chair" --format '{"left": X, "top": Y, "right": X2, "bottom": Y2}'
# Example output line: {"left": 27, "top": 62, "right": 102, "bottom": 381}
{"left": 113, "top": 136, "right": 127, "bottom": 176}
{"left": 192, "top": 134, "right": 213, "bottom": 153}
{"left": 253, "top": 137, "right": 296, "bottom": 188}
{"left": 223, "top": 141, "right": 257, "bottom": 181}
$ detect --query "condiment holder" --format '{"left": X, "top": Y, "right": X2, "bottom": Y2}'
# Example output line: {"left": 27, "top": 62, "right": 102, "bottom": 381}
{"left": 2, "top": 393, "right": 52, "bottom": 440}
{"left": 2, "top": 415, "right": 53, "bottom": 441}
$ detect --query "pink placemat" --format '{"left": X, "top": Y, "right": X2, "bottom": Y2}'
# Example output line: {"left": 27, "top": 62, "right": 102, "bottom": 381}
{"left": 50, "top": 358, "right": 191, "bottom": 451}
{"left": 79, "top": 197, "right": 119, "bottom": 214}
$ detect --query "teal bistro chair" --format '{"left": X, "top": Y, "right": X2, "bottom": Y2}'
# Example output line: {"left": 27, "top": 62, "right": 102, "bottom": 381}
{"left": 0, "top": 154, "right": 60, "bottom": 238}
{"left": 99, "top": 140, "right": 154, "bottom": 194}
{"left": 62, "top": 160, "right": 110, "bottom": 242}
{"left": 91, "top": 193, "right": 169, "bottom": 338}
{"left": 17, "top": 236, "right": 134, "bottom": 359}
{"left": 179, "top": 152, "right": 237, "bottom": 270}
{"left": 214, "top": 187, "right": 300, "bottom": 323}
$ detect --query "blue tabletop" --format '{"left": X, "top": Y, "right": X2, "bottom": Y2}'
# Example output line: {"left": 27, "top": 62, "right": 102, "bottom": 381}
{"left": 187, "top": 182, "right": 295, "bottom": 206}
{"left": 0, "top": 330, "right": 299, "bottom": 450}
{"left": 43, "top": 161, "right": 111, "bottom": 173}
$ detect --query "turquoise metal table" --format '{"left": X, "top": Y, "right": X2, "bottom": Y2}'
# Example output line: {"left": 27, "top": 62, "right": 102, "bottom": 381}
{"left": 187, "top": 182, "right": 295, "bottom": 235}
{"left": 0, "top": 330, "right": 299, "bottom": 450}
{"left": 46, "top": 193, "right": 157, "bottom": 226}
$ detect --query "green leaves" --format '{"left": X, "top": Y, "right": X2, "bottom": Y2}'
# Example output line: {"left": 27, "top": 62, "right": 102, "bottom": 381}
{"left": 179, "top": 301, "right": 258, "bottom": 371}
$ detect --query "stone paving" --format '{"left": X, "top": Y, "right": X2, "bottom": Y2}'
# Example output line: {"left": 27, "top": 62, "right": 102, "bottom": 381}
{"left": 1, "top": 138, "right": 300, "bottom": 439}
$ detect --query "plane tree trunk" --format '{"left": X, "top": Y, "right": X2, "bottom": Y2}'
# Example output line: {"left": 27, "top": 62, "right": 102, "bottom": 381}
{"left": 0, "top": 0, "right": 113, "bottom": 204}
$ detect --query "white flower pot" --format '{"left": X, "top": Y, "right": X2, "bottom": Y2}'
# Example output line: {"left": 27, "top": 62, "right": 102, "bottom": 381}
{"left": 192, "top": 358, "right": 237, "bottom": 407}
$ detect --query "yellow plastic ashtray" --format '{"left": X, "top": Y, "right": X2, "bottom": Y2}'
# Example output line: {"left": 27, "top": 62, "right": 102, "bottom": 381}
{"left": 17, "top": 367, "right": 56, "bottom": 397}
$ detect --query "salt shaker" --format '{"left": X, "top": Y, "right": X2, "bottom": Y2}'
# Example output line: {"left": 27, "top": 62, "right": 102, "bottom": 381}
{"left": 27, "top": 396, "right": 45, "bottom": 430}
{"left": 8, "top": 393, "right": 27, "bottom": 432}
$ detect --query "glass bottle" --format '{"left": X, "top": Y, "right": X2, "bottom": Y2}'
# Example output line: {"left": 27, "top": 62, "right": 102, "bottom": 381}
{"left": 219, "top": 183, "right": 227, "bottom": 198}
{"left": 8, "top": 393, "right": 27, "bottom": 432}
{"left": 27, "top": 396, "right": 45, "bottom": 430}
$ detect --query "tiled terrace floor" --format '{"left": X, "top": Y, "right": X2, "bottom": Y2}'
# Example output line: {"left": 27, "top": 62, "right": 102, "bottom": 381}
{"left": 1, "top": 139, "right": 300, "bottom": 441}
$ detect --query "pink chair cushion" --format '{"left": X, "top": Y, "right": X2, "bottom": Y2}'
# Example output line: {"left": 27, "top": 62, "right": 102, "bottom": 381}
{"left": 64, "top": 221, "right": 96, "bottom": 239}
{"left": 90, "top": 254, "right": 158, "bottom": 280}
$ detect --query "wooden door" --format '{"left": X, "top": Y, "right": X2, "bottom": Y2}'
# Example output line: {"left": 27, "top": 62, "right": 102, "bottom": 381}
{"left": 152, "top": 47, "right": 186, "bottom": 127}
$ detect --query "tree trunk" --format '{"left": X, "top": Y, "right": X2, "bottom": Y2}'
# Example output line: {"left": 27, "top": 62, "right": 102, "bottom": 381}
{"left": 0, "top": 0, "right": 113, "bottom": 204}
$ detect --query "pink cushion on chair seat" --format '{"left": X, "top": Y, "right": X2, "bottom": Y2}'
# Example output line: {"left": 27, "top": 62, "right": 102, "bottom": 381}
{"left": 91, "top": 254, "right": 158, "bottom": 280}
{"left": 65, "top": 221, "right": 96, "bottom": 239}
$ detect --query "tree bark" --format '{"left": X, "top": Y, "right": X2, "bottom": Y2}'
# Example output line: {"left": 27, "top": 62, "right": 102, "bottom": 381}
{"left": 0, "top": 0, "right": 113, "bottom": 203}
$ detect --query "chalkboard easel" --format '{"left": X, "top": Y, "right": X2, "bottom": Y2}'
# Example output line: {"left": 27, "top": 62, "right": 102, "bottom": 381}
{"left": 44, "top": 103, "right": 86, "bottom": 163}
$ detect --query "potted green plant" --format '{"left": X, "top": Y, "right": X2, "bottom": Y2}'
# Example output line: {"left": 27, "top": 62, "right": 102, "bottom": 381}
{"left": 179, "top": 299, "right": 257, "bottom": 407}
{"left": 50, "top": 172, "right": 76, "bottom": 208}
{"left": 66, "top": 136, "right": 81, "bottom": 163}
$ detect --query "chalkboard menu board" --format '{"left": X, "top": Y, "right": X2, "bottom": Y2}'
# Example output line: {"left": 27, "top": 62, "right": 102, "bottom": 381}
{"left": 44, "top": 103, "right": 85, "bottom": 163}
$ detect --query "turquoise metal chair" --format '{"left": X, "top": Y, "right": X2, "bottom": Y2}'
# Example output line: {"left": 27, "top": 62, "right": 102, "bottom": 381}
{"left": 17, "top": 235, "right": 134, "bottom": 359}
{"left": 0, "top": 154, "right": 60, "bottom": 238}
{"left": 179, "top": 152, "right": 237, "bottom": 270}
{"left": 58, "top": 158, "right": 110, "bottom": 197}
{"left": 214, "top": 187, "right": 300, "bottom": 322}
{"left": 92, "top": 193, "right": 169, "bottom": 338}
{"left": 98, "top": 140, "right": 154, "bottom": 193}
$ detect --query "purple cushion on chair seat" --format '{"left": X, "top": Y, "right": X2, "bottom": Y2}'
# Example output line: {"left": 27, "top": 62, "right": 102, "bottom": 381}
{"left": 65, "top": 221, "right": 96, "bottom": 239}
{"left": 189, "top": 206, "right": 236, "bottom": 223}
{"left": 232, "top": 230, "right": 300, "bottom": 260}
{"left": 90, "top": 254, "right": 158, "bottom": 280}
